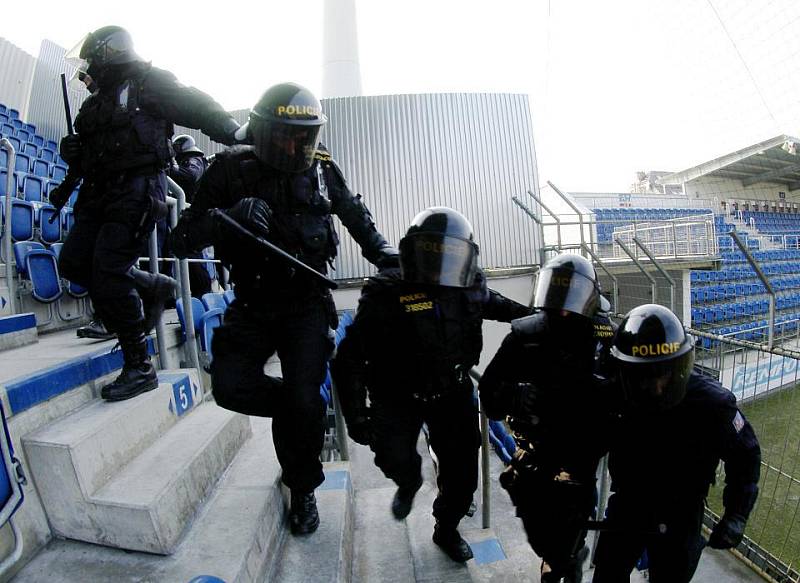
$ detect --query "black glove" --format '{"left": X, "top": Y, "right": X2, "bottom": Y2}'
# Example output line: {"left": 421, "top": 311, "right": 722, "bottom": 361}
{"left": 508, "top": 382, "right": 544, "bottom": 420}
{"left": 707, "top": 513, "right": 747, "bottom": 549}
{"left": 48, "top": 183, "right": 71, "bottom": 209}
{"left": 225, "top": 197, "right": 272, "bottom": 239}
{"left": 59, "top": 134, "right": 82, "bottom": 166}
{"left": 346, "top": 413, "right": 373, "bottom": 446}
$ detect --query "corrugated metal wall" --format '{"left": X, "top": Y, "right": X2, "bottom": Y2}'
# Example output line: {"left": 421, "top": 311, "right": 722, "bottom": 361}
{"left": 0, "top": 38, "right": 36, "bottom": 119}
{"left": 321, "top": 93, "right": 541, "bottom": 278}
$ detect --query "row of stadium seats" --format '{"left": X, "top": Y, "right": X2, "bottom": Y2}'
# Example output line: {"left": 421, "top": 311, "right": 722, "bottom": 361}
{"left": 0, "top": 150, "right": 67, "bottom": 181}
{"left": 699, "top": 314, "right": 800, "bottom": 348}
{"left": 12, "top": 241, "right": 87, "bottom": 325}
{"left": 0, "top": 169, "right": 77, "bottom": 204}
{"left": 1, "top": 197, "right": 74, "bottom": 244}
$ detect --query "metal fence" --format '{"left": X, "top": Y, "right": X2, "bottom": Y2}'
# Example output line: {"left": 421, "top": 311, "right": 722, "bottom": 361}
{"left": 692, "top": 330, "right": 800, "bottom": 582}
{"left": 609, "top": 214, "right": 717, "bottom": 260}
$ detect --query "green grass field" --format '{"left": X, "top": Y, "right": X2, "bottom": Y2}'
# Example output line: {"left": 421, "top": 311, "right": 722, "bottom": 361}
{"left": 707, "top": 383, "right": 800, "bottom": 570}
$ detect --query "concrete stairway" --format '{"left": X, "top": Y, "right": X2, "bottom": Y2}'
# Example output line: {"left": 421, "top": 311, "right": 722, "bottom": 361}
{"left": 22, "top": 369, "right": 251, "bottom": 555}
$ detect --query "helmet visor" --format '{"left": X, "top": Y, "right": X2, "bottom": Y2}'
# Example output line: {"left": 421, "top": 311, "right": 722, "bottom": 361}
{"left": 65, "top": 34, "right": 90, "bottom": 69}
{"left": 533, "top": 268, "right": 599, "bottom": 316}
{"left": 399, "top": 233, "right": 478, "bottom": 287}
{"left": 250, "top": 117, "right": 323, "bottom": 172}
{"left": 618, "top": 348, "right": 694, "bottom": 411}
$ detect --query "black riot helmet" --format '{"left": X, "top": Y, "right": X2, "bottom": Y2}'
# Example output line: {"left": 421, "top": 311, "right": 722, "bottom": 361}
{"left": 249, "top": 83, "right": 328, "bottom": 172}
{"left": 611, "top": 304, "right": 695, "bottom": 412}
{"left": 172, "top": 135, "right": 204, "bottom": 158}
{"left": 66, "top": 26, "right": 142, "bottom": 81}
{"left": 399, "top": 207, "right": 479, "bottom": 288}
{"left": 533, "top": 254, "right": 600, "bottom": 317}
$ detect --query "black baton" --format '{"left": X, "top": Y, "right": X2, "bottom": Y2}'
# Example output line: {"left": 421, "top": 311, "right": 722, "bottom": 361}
{"left": 60, "top": 73, "right": 74, "bottom": 136}
{"left": 210, "top": 209, "right": 338, "bottom": 290}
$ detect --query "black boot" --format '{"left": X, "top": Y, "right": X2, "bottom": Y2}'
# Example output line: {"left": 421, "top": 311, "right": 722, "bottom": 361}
{"left": 432, "top": 521, "right": 473, "bottom": 563}
{"left": 101, "top": 333, "right": 158, "bottom": 402}
{"left": 129, "top": 268, "right": 178, "bottom": 334}
{"left": 77, "top": 319, "right": 116, "bottom": 340}
{"left": 391, "top": 477, "right": 423, "bottom": 520}
{"left": 289, "top": 490, "right": 320, "bottom": 535}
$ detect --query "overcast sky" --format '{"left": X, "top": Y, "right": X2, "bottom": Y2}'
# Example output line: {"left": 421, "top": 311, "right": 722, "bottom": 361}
{"left": 5, "top": 0, "right": 800, "bottom": 192}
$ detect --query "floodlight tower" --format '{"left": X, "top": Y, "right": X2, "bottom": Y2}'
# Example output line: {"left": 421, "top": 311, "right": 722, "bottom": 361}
{"left": 322, "top": 0, "right": 363, "bottom": 98}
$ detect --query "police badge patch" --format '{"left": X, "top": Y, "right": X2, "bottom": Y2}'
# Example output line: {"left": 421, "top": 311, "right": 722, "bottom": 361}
{"left": 733, "top": 411, "right": 745, "bottom": 433}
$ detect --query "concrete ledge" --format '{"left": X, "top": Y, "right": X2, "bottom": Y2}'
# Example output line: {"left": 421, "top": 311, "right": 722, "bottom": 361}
{"left": 4, "top": 337, "right": 157, "bottom": 416}
{"left": 0, "top": 313, "right": 37, "bottom": 352}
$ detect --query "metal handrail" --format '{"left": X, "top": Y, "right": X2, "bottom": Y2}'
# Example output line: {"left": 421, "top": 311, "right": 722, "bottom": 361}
{"left": 526, "top": 189, "right": 562, "bottom": 252}
{"left": 632, "top": 236, "right": 676, "bottom": 313}
{"left": 1, "top": 139, "right": 17, "bottom": 314}
{"left": 548, "top": 181, "right": 587, "bottom": 248}
{"left": 165, "top": 177, "right": 203, "bottom": 387}
{"left": 468, "top": 368, "right": 492, "bottom": 530}
{"left": 730, "top": 231, "right": 775, "bottom": 349}
{"left": 614, "top": 237, "right": 657, "bottom": 302}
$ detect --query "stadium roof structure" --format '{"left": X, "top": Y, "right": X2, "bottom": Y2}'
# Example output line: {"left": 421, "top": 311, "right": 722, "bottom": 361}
{"left": 657, "top": 134, "right": 800, "bottom": 192}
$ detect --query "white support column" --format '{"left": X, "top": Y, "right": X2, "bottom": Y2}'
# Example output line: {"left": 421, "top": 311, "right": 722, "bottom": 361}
{"left": 682, "top": 268, "right": 692, "bottom": 326}
{"left": 322, "top": 0, "right": 363, "bottom": 98}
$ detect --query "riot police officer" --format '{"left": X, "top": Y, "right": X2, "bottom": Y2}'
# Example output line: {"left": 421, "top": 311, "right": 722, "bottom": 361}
{"left": 592, "top": 304, "right": 761, "bottom": 583}
{"left": 479, "top": 254, "right": 615, "bottom": 582}
{"left": 169, "top": 82, "right": 397, "bottom": 536}
{"left": 169, "top": 134, "right": 208, "bottom": 202}
{"left": 168, "top": 134, "right": 211, "bottom": 297}
{"left": 331, "top": 207, "right": 531, "bottom": 562}
{"left": 53, "top": 25, "right": 241, "bottom": 402}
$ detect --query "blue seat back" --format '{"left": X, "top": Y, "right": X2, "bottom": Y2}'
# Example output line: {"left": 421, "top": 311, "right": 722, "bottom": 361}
{"left": 201, "top": 292, "right": 227, "bottom": 312}
{"left": 51, "top": 165, "right": 67, "bottom": 182}
{"left": 22, "top": 175, "right": 43, "bottom": 202}
{"left": 13, "top": 241, "right": 45, "bottom": 277}
{"left": 39, "top": 206, "right": 61, "bottom": 244}
{"left": 223, "top": 289, "right": 235, "bottom": 305}
{"left": 26, "top": 250, "right": 63, "bottom": 303}
{"left": 0, "top": 171, "right": 17, "bottom": 196}
{"left": 39, "top": 148, "right": 55, "bottom": 163}
{"left": 31, "top": 160, "right": 49, "bottom": 178}
{"left": 199, "top": 308, "right": 224, "bottom": 352}
{"left": 176, "top": 297, "right": 206, "bottom": 339}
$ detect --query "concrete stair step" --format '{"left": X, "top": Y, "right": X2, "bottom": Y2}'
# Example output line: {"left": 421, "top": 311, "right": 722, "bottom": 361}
{"left": 23, "top": 372, "right": 190, "bottom": 501}
{"left": 270, "top": 462, "right": 354, "bottom": 583}
{"left": 9, "top": 417, "right": 285, "bottom": 583}
{"left": 88, "top": 403, "right": 251, "bottom": 554}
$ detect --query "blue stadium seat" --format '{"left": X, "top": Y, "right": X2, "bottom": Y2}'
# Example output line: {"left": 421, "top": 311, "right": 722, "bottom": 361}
{"left": 0, "top": 149, "right": 7, "bottom": 170}
{"left": 45, "top": 140, "right": 57, "bottom": 151}
{"left": 50, "top": 243, "right": 87, "bottom": 298}
{"left": 7, "top": 110, "right": 19, "bottom": 120}
{"left": 0, "top": 198, "right": 34, "bottom": 242}
{"left": 0, "top": 170, "right": 17, "bottom": 197}
{"left": 223, "top": 289, "right": 235, "bottom": 305}
{"left": 201, "top": 292, "right": 227, "bottom": 312}
{"left": 51, "top": 165, "right": 67, "bottom": 182}
{"left": 38, "top": 206, "right": 61, "bottom": 244}
{"left": 32, "top": 135, "right": 44, "bottom": 148}
{"left": 199, "top": 308, "right": 224, "bottom": 354}
{"left": 25, "top": 249, "right": 63, "bottom": 303}
{"left": 13, "top": 241, "right": 44, "bottom": 276}
{"left": 21, "top": 175, "right": 44, "bottom": 202}
{"left": 31, "top": 159, "right": 49, "bottom": 179}
{"left": 176, "top": 297, "right": 205, "bottom": 341}
{"left": 38, "top": 148, "right": 55, "bottom": 163}
{"left": 21, "top": 143, "right": 36, "bottom": 158}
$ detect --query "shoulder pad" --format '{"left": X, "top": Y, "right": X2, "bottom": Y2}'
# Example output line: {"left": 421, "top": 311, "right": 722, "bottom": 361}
{"left": 215, "top": 145, "right": 257, "bottom": 160}
{"left": 685, "top": 373, "right": 737, "bottom": 409}
{"left": 314, "top": 144, "right": 333, "bottom": 162}
{"left": 511, "top": 310, "right": 549, "bottom": 340}
{"left": 362, "top": 269, "right": 402, "bottom": 296}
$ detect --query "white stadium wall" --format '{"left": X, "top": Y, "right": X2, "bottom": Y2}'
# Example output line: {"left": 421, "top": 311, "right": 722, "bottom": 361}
{"left": 321, "top": 93, "right": 542, "bottom": 278}
{"left": 0, "top": 38, "right": 36, "bottom": 120}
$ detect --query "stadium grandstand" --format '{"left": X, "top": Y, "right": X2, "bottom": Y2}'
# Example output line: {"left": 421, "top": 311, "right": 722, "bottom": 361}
{"left": 0, "top": 5, "right": 799, "bottom": 583}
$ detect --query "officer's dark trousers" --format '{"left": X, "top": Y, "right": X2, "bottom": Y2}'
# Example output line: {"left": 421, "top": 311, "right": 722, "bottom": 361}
{"left": 370, "top": 388, "right": 480, "bottom": 527}
{"left": 59, "top": 173, "right": 166, "bottom": 337}
{"left": 504, "top": 462, "right": 595, "bottom": 577}
{"left": 210, "top": 295, "right": 335, "bottom": 493}
{"left": 592, "top": 495, "right": 705, "bottom": 583}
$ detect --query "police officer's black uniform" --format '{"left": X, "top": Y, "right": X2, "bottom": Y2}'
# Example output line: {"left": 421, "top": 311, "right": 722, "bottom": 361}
{"left": 592, "top": 304, "right": 761, "bottom": 583}
{"left": 55, "top": 26, "right": 240, "bottom": 402}
{"left": 170, "top": 82, "right": 396, "bottom": 536}
{"left": 332, "top": 207, "right": 531, "bottom": 562}
{"left": 168, "top": 134, "right": 211, "bottom": 297}
{"left": 479, "top": 254, "right": 615, "bottom": 582}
